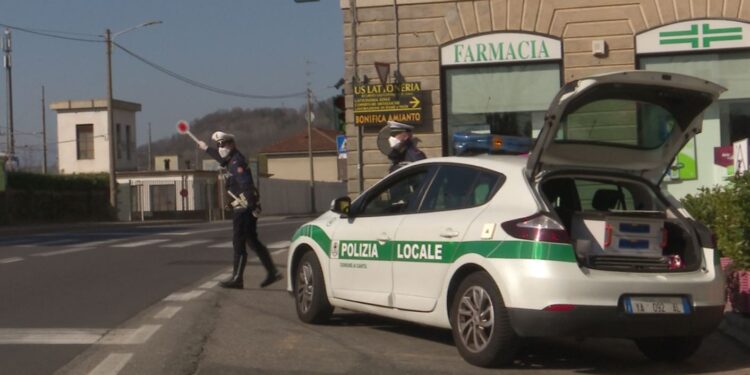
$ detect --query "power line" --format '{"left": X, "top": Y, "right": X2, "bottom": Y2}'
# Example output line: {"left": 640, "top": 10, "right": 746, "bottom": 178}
{"left": 0, "top": 22, "right": 102, "bottom": 43}
{"left": 113, "top": 42, "right": 307, "bottom": 99}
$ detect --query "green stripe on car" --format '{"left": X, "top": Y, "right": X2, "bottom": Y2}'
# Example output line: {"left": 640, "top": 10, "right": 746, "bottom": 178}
{"left": 292, "top": 225, "right": 577, "bottom": 263}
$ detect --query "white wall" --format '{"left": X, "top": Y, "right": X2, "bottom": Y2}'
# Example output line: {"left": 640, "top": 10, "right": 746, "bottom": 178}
{"left": 267, "top": 154, "right": 340, "bottom": 182}
{"left": 57, "top": 108, "right": 137, "bottom": 174}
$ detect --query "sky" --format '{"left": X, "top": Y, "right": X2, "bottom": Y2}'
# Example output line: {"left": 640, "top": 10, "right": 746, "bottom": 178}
{"left": 0, "top": 0, "right": 344, "bottom": 168}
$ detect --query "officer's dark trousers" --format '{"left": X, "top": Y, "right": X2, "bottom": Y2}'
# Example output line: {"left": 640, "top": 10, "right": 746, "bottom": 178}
{"left": 232, "top": 209, "right": 276, "bottom": 274}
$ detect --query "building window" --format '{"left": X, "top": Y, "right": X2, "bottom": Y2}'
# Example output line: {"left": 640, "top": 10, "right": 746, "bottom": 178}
{"left": 164, "top": 159, "right": 171, "bottom": 171}
{"left": 76, "top": 124, "right": 94, "bottom": 160}
{"left": 116, "top": 123, "right": 122, "bottom": 160}
{"left": 444, "top": 63, "right": 561, "bottom": 155}
{"left": 640, "top": 51, "right": 750, "bottom": 146}
{"left": 125, "top": 125, "right": 132, "bottom": 160}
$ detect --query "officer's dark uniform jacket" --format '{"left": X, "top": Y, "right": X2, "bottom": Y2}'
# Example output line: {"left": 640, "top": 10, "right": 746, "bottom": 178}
{"left": 388, "top": 139, "right": 426, "bottom": 172}
{"left": 206, "top": 147, "right": 258, "bottom": 210}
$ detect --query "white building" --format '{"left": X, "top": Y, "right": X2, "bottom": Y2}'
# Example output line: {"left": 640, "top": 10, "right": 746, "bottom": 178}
{"left": 50, "top": 99, "right": 141, "bottom": 174}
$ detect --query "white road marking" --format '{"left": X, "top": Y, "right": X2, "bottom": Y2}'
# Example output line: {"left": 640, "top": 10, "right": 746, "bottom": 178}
{"left": 15, "top": 239, "right": 78, "bottom": 248}
{"left": 0, "top": 325, "right": 162, "bottom": 345}
{"left": 88, "top": 353, "right": 133, "bottom": 375}
{"left": 199, "top": 280, "right": 219, "bottom": 289}
{"left": 258, "top": 218, "right": 311, "bottom": 227}
{"left": 267, "top": 240, "right": 291, "bottom": 249}
{"left": 213, "top": 272, "right": 232, "bottom": 281}
{"left": 112, "top": 239, "right": 169, "bottom": 248}
{"left": 156, "top": 232, "right": 191, "bottom": 236}
{"left": 209, "top": 241, "right": 233, "bottom": 248}
{"left": 0, "top": 328, "right": 105, "bottom": 344}
{"left": 161, "top": 239, "right": 211, "bottom": 248}
{"left": 0, "top": 257, "right": 23, "bottom": 264}
{"left": 154, "top": 306, "right": 182, "bottom": 320}
{"left": 33, "top": 247, "right": 96, "bottom": 257}
{"left": 163, "top": 290, "right": 205, "bottom": 302}
{"left": 67, "top": 239, "right": 125, "bottom": 248}
{"left": 271, "top": 249, "right": 287, "bottom": 256}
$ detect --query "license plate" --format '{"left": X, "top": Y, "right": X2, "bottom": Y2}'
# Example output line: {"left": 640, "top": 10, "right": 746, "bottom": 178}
{"left": 623, "top": 296, "right": 690, "bottom": 314}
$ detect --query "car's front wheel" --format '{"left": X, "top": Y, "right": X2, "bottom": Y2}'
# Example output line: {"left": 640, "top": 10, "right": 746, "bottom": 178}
{"left": 450, "top": 271, "right": 518, "bottom": 367}
{"left": 635, "top": 336, "right": 703, "bottom": 362}
{"left": 294, "top": 251, "right": 333, "bottom": 324}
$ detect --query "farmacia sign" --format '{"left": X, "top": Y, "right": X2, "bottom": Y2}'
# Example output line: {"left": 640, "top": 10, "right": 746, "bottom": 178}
{"left": 441, "top": 32, "right": 561, "bottom": 66}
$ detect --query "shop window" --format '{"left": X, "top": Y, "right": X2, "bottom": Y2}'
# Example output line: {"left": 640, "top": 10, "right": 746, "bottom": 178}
{"left": 641, "top": 51, "right": 750, "bottom": 146}
{"left": 445, "top": 63, "right": 561, "bottom": 155}
{"left": 76, "top": 124, "right": 94, "bottom": 160}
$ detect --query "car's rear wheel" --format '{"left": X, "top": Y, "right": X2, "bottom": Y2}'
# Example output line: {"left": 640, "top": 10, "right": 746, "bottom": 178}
{"left": 450, "top": 271, "right": 518, "bottom": 367}
{"left": 294, "top": 251, "right": 333, "bottom": 324}
{"left": 635, "top": 336, "right": 703, "bottom": 362}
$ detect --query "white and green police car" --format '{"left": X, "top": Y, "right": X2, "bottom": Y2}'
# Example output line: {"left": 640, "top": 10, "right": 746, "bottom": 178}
{"left": 286, "top": 71, "right": 727, "bottom": 367}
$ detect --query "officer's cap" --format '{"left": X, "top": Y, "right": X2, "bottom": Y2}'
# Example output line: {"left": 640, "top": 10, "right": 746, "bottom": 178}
{"left": 211, "top": 131, "right": 235, "bottom": 143}
{"left": 388, "top": 121, "right": 414, "bottom": 134}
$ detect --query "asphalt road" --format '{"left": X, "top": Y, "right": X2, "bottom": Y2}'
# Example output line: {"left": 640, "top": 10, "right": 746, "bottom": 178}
{"left": 3, "top": 218, "right": 749, "bottom": 374}
{"left": 0, "top": 217, "right": 310, "bottom": 375}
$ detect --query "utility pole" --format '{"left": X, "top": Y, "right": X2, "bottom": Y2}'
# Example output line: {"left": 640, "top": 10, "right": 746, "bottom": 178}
{"left": 41, "top": 85, "right": 47, "bottom": 174}
{"left": 147, "top": 122, "right": 152, "bottom": 171}
{"left": 306, "top": 86, "right": 316, "bottom": 214}
{"left": 4, "top": 28, "right": 14, "bottom": 157}
{"left": 105, "top": 28, "right": 117, "bottom": 213}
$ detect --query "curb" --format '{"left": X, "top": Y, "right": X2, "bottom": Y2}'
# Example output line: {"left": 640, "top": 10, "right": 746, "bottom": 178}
{"left": 719, "top": 312, "right": 750, "bottom": 349}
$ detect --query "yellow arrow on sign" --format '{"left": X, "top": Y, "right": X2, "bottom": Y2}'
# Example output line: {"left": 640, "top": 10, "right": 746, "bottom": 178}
{"left": 409, "top": 96, "right": 420, "bottom": 108}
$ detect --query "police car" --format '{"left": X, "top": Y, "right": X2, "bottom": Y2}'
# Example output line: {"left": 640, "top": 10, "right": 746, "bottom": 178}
{"left": 286, "top": 71, "right": 727, "bottom": 367}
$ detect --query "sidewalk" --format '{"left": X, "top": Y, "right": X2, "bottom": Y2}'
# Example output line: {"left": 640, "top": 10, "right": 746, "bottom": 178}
{"left": 720, "top": 312, "right": 750, "bottom": 349}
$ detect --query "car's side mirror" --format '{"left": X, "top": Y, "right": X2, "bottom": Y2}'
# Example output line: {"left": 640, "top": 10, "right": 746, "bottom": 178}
{"left": 330, "top": 196, "right": 352, "bottom": 217}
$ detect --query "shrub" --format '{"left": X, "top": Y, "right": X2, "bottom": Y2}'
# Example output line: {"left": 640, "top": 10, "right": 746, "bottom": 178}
{"left": 683, "top": 174, "right": 750, "bottom": 270}
{"left": 6, "top": 172, "right": 108, "bottom": 191}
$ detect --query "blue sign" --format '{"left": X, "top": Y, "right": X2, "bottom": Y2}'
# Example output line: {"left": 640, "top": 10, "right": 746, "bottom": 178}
{"left": 336, "top": 135, "right": 348, "bottom": 159}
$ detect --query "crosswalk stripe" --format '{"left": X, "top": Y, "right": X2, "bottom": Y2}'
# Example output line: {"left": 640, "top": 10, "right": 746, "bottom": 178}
{"left": 112, "top": 239, "right": 170, "bottom": 248}
{"left": 33, "top": 247, "right": 96, "bottom": 257}
{"left": 15, "top": 239, "right": 79, "bottom": 248}
{"left": 267, "top": 240, "right": 291, "bottom": 249}
{"left": 209, "top": 241, "right": 233, "bottom": 248}
{"left": 161, "top": 239, "right": 211, "bottom": 248}
{"left": 154, "top": 306, "right": 182, "bottom": 320}
{"left": 0, "top": 257, "right": 23, "bottom": 264}
{"left": 67, "top": 239, "right": 125, "bottom": 248}
{"left": 163, "top": 290, "right": 205, "bottom": 302}
{"left": 88, "top": 353, "right": 133, "bottom": 375}
{"left": 199, "top": 280, "right": 219, "bottom": 289}
{"left": 0, "top": 325, "right": 162, "bottom": 345}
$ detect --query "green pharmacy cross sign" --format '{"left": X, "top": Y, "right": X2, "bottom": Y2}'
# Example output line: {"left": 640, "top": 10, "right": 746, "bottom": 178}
{"left": 660, "top": 23, "right": 743, "bottom": 49}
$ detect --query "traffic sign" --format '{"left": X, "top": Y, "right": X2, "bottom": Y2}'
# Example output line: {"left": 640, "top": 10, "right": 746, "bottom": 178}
{"left": 336, "top": 135, "right": 347, "bottom": 159}
{"left": 353, "top": 82, "right": 423, "bottom": 127}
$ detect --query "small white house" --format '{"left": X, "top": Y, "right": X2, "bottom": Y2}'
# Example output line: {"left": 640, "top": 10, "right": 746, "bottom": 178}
{"left": 50, "top": 98, "right": 141, "bottom": 174}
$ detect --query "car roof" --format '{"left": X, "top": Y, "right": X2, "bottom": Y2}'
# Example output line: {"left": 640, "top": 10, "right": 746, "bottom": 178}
{"left": 408, "top": 154, "right": 529, "bottom": 173}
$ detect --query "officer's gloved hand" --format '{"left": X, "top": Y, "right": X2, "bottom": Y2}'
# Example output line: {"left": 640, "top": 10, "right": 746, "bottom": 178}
{"left": 197, "top": 141, "right": 208, "bottom": 151}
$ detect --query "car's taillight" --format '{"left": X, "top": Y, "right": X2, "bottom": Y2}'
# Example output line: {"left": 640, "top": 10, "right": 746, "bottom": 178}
{"left": 660, "top": 227, "right": 668, "bottom": 249}
{"left": 501, "top": 213, "right": 571, "bottom": 244}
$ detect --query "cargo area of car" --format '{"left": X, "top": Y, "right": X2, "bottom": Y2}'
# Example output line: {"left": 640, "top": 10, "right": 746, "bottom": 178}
{"left": 538, "top": 174, "right": 702, "bottom": 272}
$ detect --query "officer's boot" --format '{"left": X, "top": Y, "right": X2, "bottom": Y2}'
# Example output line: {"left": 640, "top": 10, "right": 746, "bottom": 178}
{"left": 222, "top": 253, "right": 240, "bottom": 284}
{"left": 220, "top": 254, "right": 246, "bottom": 289}
{"left": 258, "top": 249, "right": 282, "bottom": 288}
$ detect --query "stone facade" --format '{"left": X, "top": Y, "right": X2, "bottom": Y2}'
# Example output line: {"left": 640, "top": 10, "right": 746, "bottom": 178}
{"left": 340, "top": 0, "right": 750, "bottom": 194}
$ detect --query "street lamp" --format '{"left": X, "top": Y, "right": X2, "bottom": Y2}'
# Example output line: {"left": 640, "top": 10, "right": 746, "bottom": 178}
{"left": 105, "top": 20, "right": 161, "bottom": 216}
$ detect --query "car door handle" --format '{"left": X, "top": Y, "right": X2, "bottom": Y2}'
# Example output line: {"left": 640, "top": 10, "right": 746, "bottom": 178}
{"left": 440, "top": 228, "right": 460, "bottom": 238}
{"left": 377, "top": 233, "right": 390, "bottom": 243}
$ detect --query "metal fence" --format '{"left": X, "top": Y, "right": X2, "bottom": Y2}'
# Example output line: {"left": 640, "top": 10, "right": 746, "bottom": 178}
{"left": 120, "top": 176, "right": 345, "bottom": 221}
{"left": 258, "top": 178, "right": 347, "bottom": 216}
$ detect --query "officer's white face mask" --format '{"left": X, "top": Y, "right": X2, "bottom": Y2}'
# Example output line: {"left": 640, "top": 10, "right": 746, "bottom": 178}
{"left": 388, "top": 136, "right": 401, "bottom": 149}
{"left": 218, "top": 147, "right": 231, "bottom": 158}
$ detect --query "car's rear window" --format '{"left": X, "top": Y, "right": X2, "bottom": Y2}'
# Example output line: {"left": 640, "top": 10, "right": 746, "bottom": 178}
{"left": 553, "top": 82, "right": 713, "bottom": 150}
{"left": 557, "top": 99, "right": 676, "bottom": 150}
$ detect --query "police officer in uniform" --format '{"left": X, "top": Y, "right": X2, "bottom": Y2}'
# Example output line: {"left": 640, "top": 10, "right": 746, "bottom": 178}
{"left": 198, "top": 132, "right": 282, "bottom": 289}
{"left": 387, "top": 121, "right": 426, "bottom": 172}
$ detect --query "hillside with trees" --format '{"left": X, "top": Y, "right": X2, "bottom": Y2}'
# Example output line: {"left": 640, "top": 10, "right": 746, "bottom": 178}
{"left": 136, "top": 98, "right": 340, "bottom": 170}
